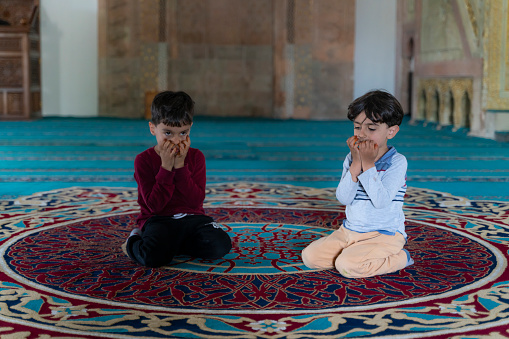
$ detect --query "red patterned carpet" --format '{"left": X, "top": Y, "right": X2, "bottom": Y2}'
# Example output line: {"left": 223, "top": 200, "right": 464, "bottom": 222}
{"left": 1, "top": 182, "right": 509, "bottom": 338}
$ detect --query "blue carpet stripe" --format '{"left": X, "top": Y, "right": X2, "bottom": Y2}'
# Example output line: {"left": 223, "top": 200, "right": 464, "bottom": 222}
{"left": 1, "top": 116, "right": 508, "bottom": 200}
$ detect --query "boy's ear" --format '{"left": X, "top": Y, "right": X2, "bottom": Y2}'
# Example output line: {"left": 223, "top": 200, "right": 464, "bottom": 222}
{"left": 149, "top": 121, "right": 156, "bottom": 136}
{"left": 387, "top": 125, "right": 399, "bottom": 139}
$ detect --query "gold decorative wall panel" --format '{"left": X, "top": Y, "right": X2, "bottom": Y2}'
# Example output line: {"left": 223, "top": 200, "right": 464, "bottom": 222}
{"left": 483, "top": 0, "right": 509, "bottom": 110}
{"left": 417, "top": 77, "right": 473, "bottom": 130}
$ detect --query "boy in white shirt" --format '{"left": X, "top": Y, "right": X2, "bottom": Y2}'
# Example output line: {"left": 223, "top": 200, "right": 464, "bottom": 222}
{"left": 302, "top": 90, "right": 413, "bottom": 278}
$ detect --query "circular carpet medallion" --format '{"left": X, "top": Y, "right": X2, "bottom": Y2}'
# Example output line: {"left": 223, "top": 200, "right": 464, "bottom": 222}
{"left": 1, "top": 183, "right": 508, "bottom": 339}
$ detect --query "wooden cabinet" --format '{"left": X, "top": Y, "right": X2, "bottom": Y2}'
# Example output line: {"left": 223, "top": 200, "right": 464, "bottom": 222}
{"left": 0, "top": 3, "right": 40, "bottom": 120}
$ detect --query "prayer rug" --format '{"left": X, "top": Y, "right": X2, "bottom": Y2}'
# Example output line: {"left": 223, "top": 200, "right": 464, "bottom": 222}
{"left": 1, "top": 182, "right": 508, "bottom": 338}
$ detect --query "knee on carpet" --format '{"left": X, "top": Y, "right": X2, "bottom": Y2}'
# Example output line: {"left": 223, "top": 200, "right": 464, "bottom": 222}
{"left": 301, "top": 246, "right": 322, "bottom": 269}
{"left": 215, "top": 233, "right": 233, "bottom": 258}
{"left": 136, "top": 248, "right": 173, "bottom": 268}
{"left": 208, "top": 239, "right": 232, "bottom": 259}
{"left": 197, "top": 230, "right": 232, "bottom": 259}
{"left": 141, "top": 254, "right": 172, "bottom": 268}
{"left": 335, "top": 258, "right": 370, "bottom": 278}
{"left": 129, "top": 240, "right": 173, "bottom": 268}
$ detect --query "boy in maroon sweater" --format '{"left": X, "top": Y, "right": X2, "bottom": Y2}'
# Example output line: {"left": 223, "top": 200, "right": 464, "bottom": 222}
{"left": 126, "top": 91, "right": 232, "bottom": 267}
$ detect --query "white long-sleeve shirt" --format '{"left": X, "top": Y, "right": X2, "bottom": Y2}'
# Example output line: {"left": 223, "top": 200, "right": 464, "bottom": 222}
{"left": 336, "top": 146, "right": 407, "bottom": 238}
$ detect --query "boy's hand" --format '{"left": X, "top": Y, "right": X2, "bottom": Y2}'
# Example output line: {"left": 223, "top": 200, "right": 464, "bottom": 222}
{"left": 358, "top": 140, "right": 378, "bottom": 171}
{"left": 159, "top": 140, "right": 178, "bottom": 171}
{"left": 174, "top": 135, "right": 191, "bottom": 169}
{"left": 346, "top": 136, "right": 362, "bottom": 182}
{"left": 347, "top": 136, "right": 361, "bottom": 157}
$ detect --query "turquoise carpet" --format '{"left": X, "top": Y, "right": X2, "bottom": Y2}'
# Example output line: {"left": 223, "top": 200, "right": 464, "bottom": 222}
{"left": 1, "top": 116, "right": 508, "bottom": 201}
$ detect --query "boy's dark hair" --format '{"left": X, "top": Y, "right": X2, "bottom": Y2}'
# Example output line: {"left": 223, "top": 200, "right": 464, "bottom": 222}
{"left": 347, "top": 90, "right": 404, "bottom": 127}
{"left": 151, "top": 91, "right": 194, "bottom": 126}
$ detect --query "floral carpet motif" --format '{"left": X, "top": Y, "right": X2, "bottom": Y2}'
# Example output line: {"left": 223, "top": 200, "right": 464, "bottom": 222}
{"left": 1, "top": 182, "right": 509, "bottom": 338}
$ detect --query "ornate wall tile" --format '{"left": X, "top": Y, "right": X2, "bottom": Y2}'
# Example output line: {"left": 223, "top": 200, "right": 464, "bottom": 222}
{"left": 482, "top": 0, "right": 509, "bottom": 110}
{"left": 417, "top": 78, "right": 473, "bottom": 130}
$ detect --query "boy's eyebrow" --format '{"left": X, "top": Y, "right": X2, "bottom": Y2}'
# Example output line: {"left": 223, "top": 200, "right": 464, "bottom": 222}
{"left": 354, "top": 120, "right": 379, "bottom": 126}
{"left": 162, "top": 127, "right": 190, "bottom": 132}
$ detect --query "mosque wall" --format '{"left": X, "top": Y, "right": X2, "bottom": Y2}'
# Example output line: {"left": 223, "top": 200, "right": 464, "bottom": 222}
{"left": 98, "top": 0, "right": 355, "bottom": 120}
{"left": 402, "top": 0, "right": 509, "bottom": 140}
{"left": 33, "top": 0, "right": 509, "bottom": 139}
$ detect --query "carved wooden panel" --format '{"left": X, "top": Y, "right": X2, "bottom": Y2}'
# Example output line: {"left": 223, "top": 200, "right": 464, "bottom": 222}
{"left": 0, "top": 0, "right": 40, "bottom": 120}
{"left": 0, "top": 57, "right": 23, "bottom": 87}
{"left": 0, "top": 0, "right": 34, "bottom": 26}
{"left": 7, "top": 92, "right": 23, "bottom": 116}
{"left": 0, "top": 37, "right": 22, "bottom": 51}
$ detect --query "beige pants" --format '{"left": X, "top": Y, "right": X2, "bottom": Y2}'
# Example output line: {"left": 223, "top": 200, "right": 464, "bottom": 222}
{"left": 302, "top": 225, "right": 408, "bottom": 278}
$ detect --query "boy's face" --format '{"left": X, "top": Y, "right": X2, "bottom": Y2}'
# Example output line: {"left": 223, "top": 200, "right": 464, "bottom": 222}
{"left": 149, "top": 122, "right": 192, "bottom": 147}
{"left": 353, "top": 111, "right": 399, "bottom": 150}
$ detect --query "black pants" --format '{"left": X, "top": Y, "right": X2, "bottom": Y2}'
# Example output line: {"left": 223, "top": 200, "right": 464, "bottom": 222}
{"left": 126, "top": 215, "right": 232, "bottom": 268}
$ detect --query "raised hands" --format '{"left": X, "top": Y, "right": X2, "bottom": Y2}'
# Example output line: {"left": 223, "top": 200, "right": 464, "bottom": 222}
{"left": 358, "top": 139, "right": 378, "bottom": 171}
{"left": 174, "top": 135, "right": 191, "bottom": 169}
{"left": 158, "top": 140, "right": 177, "bottom": 171}
{"left": 346, "top": 136, "right": 362, "bottom": 181}
{"left": 346, "top": 136, "right": 379, "bottom": 181}
{"left": 158, "top": 135, "right": 191, "bottom": 171}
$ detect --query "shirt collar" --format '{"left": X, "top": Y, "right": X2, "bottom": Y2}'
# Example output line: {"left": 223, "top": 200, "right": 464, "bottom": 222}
{"left": 376, "top": 145, "right": 396, "bottom": 164}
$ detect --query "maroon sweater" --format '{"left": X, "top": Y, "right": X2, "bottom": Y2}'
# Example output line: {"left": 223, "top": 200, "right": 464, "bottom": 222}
{"left": 134, "top": 146, "right": 206, "bottom": 228}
